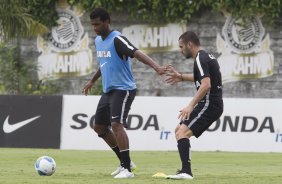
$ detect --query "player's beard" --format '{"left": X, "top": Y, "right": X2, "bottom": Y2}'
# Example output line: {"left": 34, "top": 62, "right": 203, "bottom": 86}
{"left": 181, "top": 45, "right": 192, "bottom": 59}
{"left": 185, "top": 53, "right": 192, "bottom": 59}
{"left": 184, "top": 49, "right": 192, "bottom": 59}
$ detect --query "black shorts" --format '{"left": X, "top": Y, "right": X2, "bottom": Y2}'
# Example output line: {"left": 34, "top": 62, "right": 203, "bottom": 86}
{"left": 182, "top": 99, "right": 223, "bottom": 138}
{"left": 94, "top": 89, "right": 136, "bottom": 128}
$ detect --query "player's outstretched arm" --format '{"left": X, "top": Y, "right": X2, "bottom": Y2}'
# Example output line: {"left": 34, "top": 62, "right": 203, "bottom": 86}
{"left": 164, "top": 65, "right": 194, "bottom": 85}
{"left": 133, "top": 50, "right": 165, "bottom": 75}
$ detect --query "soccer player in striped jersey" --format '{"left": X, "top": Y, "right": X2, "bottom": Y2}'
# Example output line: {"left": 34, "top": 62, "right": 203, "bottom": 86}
{"left": 165, "top": 31, "right": 223, "bottom": 180}
{"left": 82, "top": 8, "right": 165, "bottom": 179}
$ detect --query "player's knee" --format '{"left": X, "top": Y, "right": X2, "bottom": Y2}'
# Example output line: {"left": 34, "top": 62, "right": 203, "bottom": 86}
{"left": 111, "top": 122, "right": 123, "bottom": 132}
{"left": 186, "top": 129, "right": 193, "bottom": 138}
{"left": 175, "top": 128, "right": 182, "bottom": 140}
{"left": 174, "top": 125, "right": 180, "bottom": 139}
{"left": 175, "top": 125, "right": 180, "bottom": 134}
{"left": 97, "top": 128, "right": 110, "bottom": 138}
{"left": 175, "top": 128, "right": 192, "bottom": 140}
{"left": 93, "top": 124, "right": 100, "bottom": 133}
{"left": 175, "top": 131, "right": 181, "bottom": 140}
{"left": 93, "top": 124, "right": 109, "bottom": 137}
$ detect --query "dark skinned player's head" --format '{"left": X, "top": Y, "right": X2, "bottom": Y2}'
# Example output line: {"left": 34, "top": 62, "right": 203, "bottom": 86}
{"left": 90, "top": 8, "right": 111, "bottom": 37}
{"left": 90, "top": 8, "right": 110, "bottom": 23}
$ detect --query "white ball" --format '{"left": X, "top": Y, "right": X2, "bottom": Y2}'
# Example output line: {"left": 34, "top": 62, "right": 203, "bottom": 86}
{"left": 35, "top": 156, "right": 56, "bottom": 176}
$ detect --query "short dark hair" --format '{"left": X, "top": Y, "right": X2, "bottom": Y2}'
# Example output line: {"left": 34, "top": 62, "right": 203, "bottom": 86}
{"left": 179, "top": 31, "right": 200, "bottom": 46}
{"left": 90, "top": 8, "right": 110, "bottom": 22}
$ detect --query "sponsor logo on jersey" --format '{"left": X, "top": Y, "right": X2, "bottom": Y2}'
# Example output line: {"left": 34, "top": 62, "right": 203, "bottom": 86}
{"left": 97, "top": 51, "right": 111, "bottom": 58}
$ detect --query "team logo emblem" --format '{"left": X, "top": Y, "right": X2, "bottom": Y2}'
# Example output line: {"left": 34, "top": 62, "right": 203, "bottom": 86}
{"left": 47, "top": 9, "right": 83, "bottom": 52}
{"left": 216, "top": 15, "right": 274, "bottom": 83}
{"left": 37, "top": 3, "right": 93, "bottom": 80}
{"left": 222, "top": 16, "right": 264, "bottom": 54}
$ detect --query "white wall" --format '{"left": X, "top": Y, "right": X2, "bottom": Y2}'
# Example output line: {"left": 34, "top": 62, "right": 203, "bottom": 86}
{"left": 60, "top": 95, "right": 282, "bottom": 152}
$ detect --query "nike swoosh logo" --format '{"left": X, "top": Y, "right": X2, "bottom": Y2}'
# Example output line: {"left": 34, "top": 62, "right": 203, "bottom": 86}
{"left": 111, "top": 116, "right": 120, "bottom": 119}
{"left": 3, "top": 115, "right": 41, "bottom": 133}
{"left": 100, "top": 62, "right": 107, "bottom": 68}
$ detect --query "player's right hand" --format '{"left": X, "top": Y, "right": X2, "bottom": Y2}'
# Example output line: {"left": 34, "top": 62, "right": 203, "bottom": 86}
{"left": 178, "top": 105, "right": 193, "bottom": 121}
{"left": 164, "top": 65, "right": 182, "bottom": 85}
{"left": 82, "top": 81, "right": 93, "bottom": 96}
{"left": 154, "top": 65, "right": 166, "bottom": 75}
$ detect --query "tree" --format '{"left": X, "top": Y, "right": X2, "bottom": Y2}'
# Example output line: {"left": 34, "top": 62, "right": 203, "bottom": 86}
{"left": 68, "top": 0, "right": 282, "bottom": 25}
{"left": 211, "top": 0, "right": 282, "bottom": 25}
{"left": 0, "top": 43, "right": 61, "bottom": 95}
{"left": 0, "top": 0, "right": 60, "bottom": 95}
{"left": 0, "top": 0, "right": 51, "bottom": 40}
{"left": 1, "top": 0, "right": 281, "bottom": 39}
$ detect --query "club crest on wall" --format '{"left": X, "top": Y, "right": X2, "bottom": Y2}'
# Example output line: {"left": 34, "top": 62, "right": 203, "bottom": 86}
{"left": 216, "top": 14, "right": 274, "bottom": 83}
{"left": 37, "top": 1, "right": 93, "bottom": 80}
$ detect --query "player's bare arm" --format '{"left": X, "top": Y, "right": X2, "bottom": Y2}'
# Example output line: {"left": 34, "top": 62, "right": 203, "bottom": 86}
{"left": 133, "top": 50, "right": 165, "bottom": 75}
{"left": 82, "top": 69, "right": 101, "bottom": 95}
{"left": 178, "top": 77, "right": 211, "bottom": 120}
{"left": 164, "top": 65, "right": 194, "bottom": 85}
{"left": 181, "top": 73, "right": 194, "bottom": 81}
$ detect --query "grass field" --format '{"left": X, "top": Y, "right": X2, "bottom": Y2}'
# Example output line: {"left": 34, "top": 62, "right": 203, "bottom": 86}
{"left": 0, "top": 148, "right": 282, "bottom": 184}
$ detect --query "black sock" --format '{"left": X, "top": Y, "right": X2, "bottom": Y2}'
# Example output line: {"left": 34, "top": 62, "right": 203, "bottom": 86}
{"left": 177, "top": 138, "right": 192, "bottom": 176}
{"left": 111, "top": 145, "right": 121, "bottom": 163}
{"left": 120, "top": 150, "right": 131, "bottom": 172}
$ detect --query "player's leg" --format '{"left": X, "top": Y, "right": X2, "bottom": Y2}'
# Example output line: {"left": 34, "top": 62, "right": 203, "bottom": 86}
{"left": 93, "top": 124, "right": 121, "bottom": 157}
{"left": 167, "top": 102, "right": 205, "bottom": 180}
{"left": 168, "top": 101, "right": 223, "bottom": 180}
{"left": 176, "top": 124, "right": 193, "bottom": 175}
{"left": 93, "top": 93, "right": 122, "bottom": 162}
{"left": 110, "top": 89, "right": 136, "bottom": 178}
{"left": 111, "top": 122, "right": 130, "bottom": 168}
{"left": 167, "top": 123, "right": 193, "bottom": 180}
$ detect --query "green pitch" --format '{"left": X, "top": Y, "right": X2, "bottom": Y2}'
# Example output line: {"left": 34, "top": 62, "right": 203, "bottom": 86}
{"left": 0, "top": 148, "right": 281, "bottom": 184}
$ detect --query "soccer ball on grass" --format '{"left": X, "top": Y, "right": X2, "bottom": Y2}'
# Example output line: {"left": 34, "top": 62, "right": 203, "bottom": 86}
{"left": 35, "top": 156, "right": 56, "bottom": 176}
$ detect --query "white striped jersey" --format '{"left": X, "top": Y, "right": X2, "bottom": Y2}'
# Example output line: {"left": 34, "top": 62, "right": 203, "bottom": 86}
{"left": 193, "top": 50, "right": 222, "bottom": 100}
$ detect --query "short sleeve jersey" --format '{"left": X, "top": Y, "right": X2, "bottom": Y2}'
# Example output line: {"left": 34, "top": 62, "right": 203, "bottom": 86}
{"left": 193, "top": 50, "right": 223, "bottom": 101}
{"left": 95, "top": 30, "right": 138, "bottom": 93}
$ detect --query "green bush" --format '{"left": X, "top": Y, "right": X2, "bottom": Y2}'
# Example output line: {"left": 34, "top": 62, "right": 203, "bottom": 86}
{"left": 0, "top": 43, "right": 61, "bottom": 95}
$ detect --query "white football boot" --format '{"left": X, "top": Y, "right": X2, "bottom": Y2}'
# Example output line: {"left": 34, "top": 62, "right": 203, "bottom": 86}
{"left": 113, "top": 167, "right": 134, "bottom": 179}
{"left": 111, "top": 161, "right": 136, "bottom": 176}
{"left": 166, "top": 173, "right": 193, "bottom": 180}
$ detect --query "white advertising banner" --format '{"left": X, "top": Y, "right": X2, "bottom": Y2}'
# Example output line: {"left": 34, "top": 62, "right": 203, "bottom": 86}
{"left": 61, "top": 95, "right": 282, "bottom": 152}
